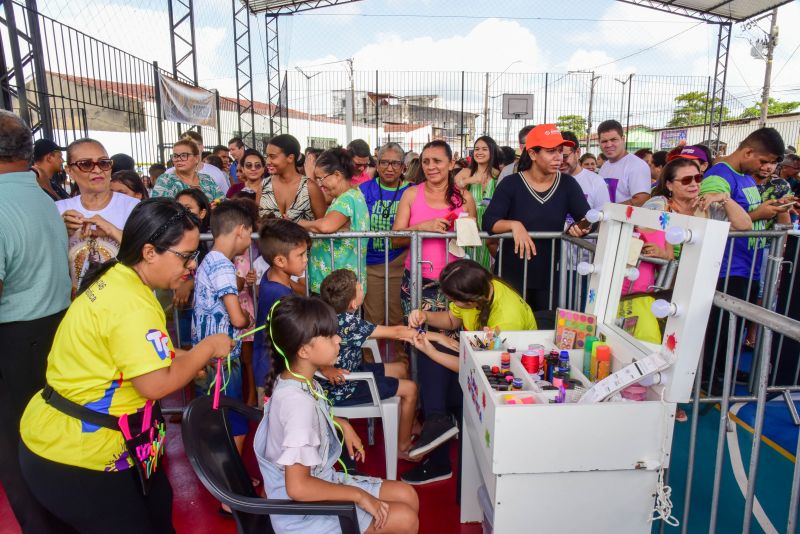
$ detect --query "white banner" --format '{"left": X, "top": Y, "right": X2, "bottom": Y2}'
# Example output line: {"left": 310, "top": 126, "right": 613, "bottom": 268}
{"left": 158, "top": 74, "right": 217, "bottom": 127}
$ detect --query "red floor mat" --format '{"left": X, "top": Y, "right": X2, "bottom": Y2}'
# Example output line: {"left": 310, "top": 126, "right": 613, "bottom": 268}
{"left": 2, "top": 415, "right": 481, "bottom": 534}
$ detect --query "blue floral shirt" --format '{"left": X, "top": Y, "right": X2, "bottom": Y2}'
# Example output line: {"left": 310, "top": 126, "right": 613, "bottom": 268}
{"left": 322, "top": 312, "right": 376, "bottom": 402}
{"left": 192, "top": 250, "right": 241, "bottom": 359}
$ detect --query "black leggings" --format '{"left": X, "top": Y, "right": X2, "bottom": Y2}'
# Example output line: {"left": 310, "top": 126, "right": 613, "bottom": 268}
{"left": 19, "top": 442, "right": 175, "bottom": 534}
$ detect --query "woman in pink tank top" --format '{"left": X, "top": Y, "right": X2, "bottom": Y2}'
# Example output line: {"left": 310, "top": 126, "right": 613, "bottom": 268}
{"left": 393, "top": 141, "right": 476, "bottom": 480}
{"left": 393, "top": 140, "right": 477, "bottom": 318}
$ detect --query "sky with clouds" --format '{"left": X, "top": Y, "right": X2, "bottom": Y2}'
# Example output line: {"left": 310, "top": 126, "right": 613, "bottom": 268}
{"left": 38, "top": 0, "right": 800, "bottom": 129}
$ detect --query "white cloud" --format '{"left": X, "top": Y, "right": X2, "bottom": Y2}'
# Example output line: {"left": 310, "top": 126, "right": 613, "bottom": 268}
{"left": 292, "top": 18, "right": 544, "bottom": 72}
{"left": 570, "top": 2, "right": 710, "bottom": 61}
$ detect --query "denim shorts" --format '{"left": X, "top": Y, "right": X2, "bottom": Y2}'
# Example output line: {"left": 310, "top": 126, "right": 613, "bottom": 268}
{"left": 333, "top": 363, "right": 399, "bottom": 406}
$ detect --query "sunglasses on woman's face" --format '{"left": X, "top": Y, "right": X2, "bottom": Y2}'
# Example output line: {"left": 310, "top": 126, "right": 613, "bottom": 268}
{"left": 69, "top": 159, "right": 113, "bottom": 172}
{"left": 244, "top": 162, "right": 264, "bottom": 170}
{"left": 674, "top": 174, "right": 703, "bottom": 186}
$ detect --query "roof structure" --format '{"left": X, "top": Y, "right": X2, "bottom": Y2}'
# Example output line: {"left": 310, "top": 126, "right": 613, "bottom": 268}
{"left": 241, "top": 0, "right": 363, "bottom": 15}
{"left": 617, "top": 0, "right": 794, "bottom": 23}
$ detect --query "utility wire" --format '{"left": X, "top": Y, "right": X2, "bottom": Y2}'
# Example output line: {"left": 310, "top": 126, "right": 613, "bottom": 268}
{"left": 586, "top": 22, "right": 705, "bottom": 69}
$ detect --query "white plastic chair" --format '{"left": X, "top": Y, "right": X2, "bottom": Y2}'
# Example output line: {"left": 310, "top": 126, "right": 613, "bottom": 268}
{"left": 319, "top": 339, "right": 399, "bottom": 480}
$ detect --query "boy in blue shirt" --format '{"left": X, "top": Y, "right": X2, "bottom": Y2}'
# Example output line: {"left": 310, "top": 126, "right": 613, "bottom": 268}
{"left": 320, "top": 269, "right": 438, "bottom": 459}
{"left": 699, "top": 127, "right": 786, "bottom": 392}
{"left": 252, "top": 218, "right": 311, "bottom": 403}
{"left": 193, "top": 200, "right": 255, "bottom": 449}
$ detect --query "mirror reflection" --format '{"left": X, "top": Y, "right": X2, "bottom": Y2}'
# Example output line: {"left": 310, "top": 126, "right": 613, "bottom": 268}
{"left": 614, "top": 225, "right": 677, "bottom": 346}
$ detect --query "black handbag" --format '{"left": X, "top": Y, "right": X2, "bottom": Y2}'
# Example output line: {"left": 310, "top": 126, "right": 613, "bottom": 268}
{"left": 41, "top": 384, "right": 166, "bottom": 496}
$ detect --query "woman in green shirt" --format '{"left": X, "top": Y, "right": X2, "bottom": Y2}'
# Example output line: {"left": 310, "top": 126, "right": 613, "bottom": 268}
{"left": 301, "top": 148, "right": 370, "bottom": 294}
{"left": 454, "top": 136, "right": 501, "bottom": 270}
{"left": 151, "top": 140, "right": 223, "bottom": 202}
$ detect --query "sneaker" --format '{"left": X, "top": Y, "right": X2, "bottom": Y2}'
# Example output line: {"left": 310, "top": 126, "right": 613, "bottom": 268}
{"left": 407, "top": 415, "right": 458, "bottom": 458}
{"left": 401, "top": 459, "right": 452, "bottom": 485}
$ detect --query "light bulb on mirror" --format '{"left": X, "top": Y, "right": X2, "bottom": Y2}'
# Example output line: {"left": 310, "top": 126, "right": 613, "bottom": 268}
{"left": 665, "top": 225, "right": 694, "bottom": 246}
{"left": 586, "top": 209, "right": 604, "bottom": 224}
{"left": 651, "top": 299, "right": 679, "bottom": 319}
{"left": 625, "top": 267, "right": 640, "bottom": 281}
{"left": 577, "top": 262, "right": 595, "bottom": 276}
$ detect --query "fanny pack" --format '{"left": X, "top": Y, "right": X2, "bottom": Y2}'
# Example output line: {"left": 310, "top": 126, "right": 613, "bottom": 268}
{"left": 41, "top": 384, "right": 166, "bottom": 495}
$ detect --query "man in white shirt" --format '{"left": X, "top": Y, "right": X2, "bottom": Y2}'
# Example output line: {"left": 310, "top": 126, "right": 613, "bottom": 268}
{"left": 597, "top": 120, "right": 651, "bottom": 206}
{"left": 166, "top": 130, "right": 230, "bottom": 193}
{"left": 560, "top": 131, "right": 610, "bottom": 210}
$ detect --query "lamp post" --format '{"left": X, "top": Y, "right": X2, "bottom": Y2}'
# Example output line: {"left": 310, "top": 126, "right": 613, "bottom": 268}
{"left": 295, "top": 66, "right": 321, "bottom": 138}
{"left": 484, "top": 59, "right": 522, "bottom": 137}
{"left": 569, "top": 70, "right": 601, "bottom": 152}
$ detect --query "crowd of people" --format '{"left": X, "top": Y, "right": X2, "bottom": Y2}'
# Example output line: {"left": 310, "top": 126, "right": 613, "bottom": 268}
{"left": 2, "top": 103, "right": 799, "bottom": 534}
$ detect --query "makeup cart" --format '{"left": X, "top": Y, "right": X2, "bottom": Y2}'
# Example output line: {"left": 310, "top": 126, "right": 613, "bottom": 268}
{"left": 458, "top": 203, "right": 730, "bottom": 533}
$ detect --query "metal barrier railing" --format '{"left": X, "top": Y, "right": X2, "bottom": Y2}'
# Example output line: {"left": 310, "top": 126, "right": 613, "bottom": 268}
{"left": 671, "top": 291, "right": 800, "bottom": 534}
{"left": 169, "top": 227, "right": 800, "bottom": 534}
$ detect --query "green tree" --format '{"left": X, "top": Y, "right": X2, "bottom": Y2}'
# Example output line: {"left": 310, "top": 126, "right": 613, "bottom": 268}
{"left": 556, "top": 114, "right": 587, "bottom": 135}
{"left": 667, "top": 91, "right": 729, "bottom": 127}
{"left": 739, "top": 98, "right": 800, "bottom": 119}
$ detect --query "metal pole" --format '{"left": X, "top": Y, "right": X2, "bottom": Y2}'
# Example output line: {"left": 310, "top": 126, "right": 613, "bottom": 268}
{"left": 758, "top": 8, "right": 779, "bottom": 128}
{"left": 25, "top": 0, "right": 52, "bottom": 138}
{"left": 701, "top": 76, "right": 711, "bottom": 142}
{"left": 2, "top": 0, "right": 31, "bottom": 127}
{"left": 585, "top": 72, "right": 597, "bottom": 153}
{"left": 625, "top": 74, "right": 633, "bottom": 151}
{"left": 153, "top": 62, "right": 165, "bottom": 165}
{"left": 483, "top": 72, "right": 489, "bottom": 136}
{"left": 460, "top": 70, "right": 465, "bottom": 156}
{"left": 742, "top": 325, "right": 774, "bottom": 534}
{"left": 345, "top": 58, "right": 353, "bottom": 144}
{"left": 543, "top": 73, "right": 549, "bottom": 123}
{"left": 409, "top": 233, "right": 421, "bottom": 383}
{"left": 375, "top": 69, "right": 379, "bottom": 145}
{"left": 214, "top": 89, "right": 221, "bottom": 146}
{"left": 708, "top": 313, "right": 738, "bottom": 533}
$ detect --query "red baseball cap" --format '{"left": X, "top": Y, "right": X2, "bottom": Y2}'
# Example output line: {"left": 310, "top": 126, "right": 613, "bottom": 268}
{"left": 667, "top": 145, "right": 708, "bottom": 163}
{"left": 525, "top": 124, "right": 575, "bottom": 150}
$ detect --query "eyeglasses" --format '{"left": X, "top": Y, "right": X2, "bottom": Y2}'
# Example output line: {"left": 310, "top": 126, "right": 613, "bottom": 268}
{"left": 166, "top": 248, "right": 200, "bottom": 267}
{"left": 561, "top": 149, "right": 574, "bottom": 157}
{"left": 68, "top": 159, "right": 113, "bottom": 172}
{"left": 244, "top": 162, "right": 264, "bottom": 170}
{"left": 171, "top": 152, "right": 194, "bottom": 162}
{"left": 378, "top": 160, "right": 403, "bottom": 169}
{"left": 674, "top": 174, "right": 703, "bottom": 185}
{"left": 317, "top": 172, "right": 336, "bottom": 183}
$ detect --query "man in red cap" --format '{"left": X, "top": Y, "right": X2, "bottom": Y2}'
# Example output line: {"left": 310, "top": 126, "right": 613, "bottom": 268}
{"left": 483, "top": 124, "right": 591, "bottom": 311}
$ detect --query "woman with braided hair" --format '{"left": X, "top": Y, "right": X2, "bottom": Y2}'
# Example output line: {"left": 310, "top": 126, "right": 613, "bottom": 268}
{"left": 400, "top": 259, "right": 536, "bottom": 484}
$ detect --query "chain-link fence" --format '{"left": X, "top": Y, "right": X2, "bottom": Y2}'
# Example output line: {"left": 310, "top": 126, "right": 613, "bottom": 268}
{"left": 4, "top": 0, "right": 800, "bottom": 169}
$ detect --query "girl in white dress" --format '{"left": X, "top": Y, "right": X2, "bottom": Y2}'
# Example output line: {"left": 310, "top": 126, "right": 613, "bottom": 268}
{"left": 253, "top": 295, "right": 419, "bottom": 533}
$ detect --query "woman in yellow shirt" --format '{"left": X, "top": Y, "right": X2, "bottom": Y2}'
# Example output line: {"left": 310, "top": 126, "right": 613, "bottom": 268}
{"left": 401, "top": 259, "right": 537, "bottom": 483}
{"left": 18, "top": 198, "right": 233, "bottom": 533}
{"left": 408, "top": 258, "right": 537, "bottom": 372}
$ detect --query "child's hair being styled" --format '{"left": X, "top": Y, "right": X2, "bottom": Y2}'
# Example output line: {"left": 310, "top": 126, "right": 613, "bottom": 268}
{"left": 319, "top": 269, "right": 358, "bottom": 314}
{"left": 438, "top": 259, "right": 506, "bottom": 330}
{"left": 263, "top": 295, "right": 339, "bottom": 396}
{"left": 210, "top": 198, "right": 257, "bottom": 237}
{"left": 258, "top": 218, "right": 311, "bottom": 265}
